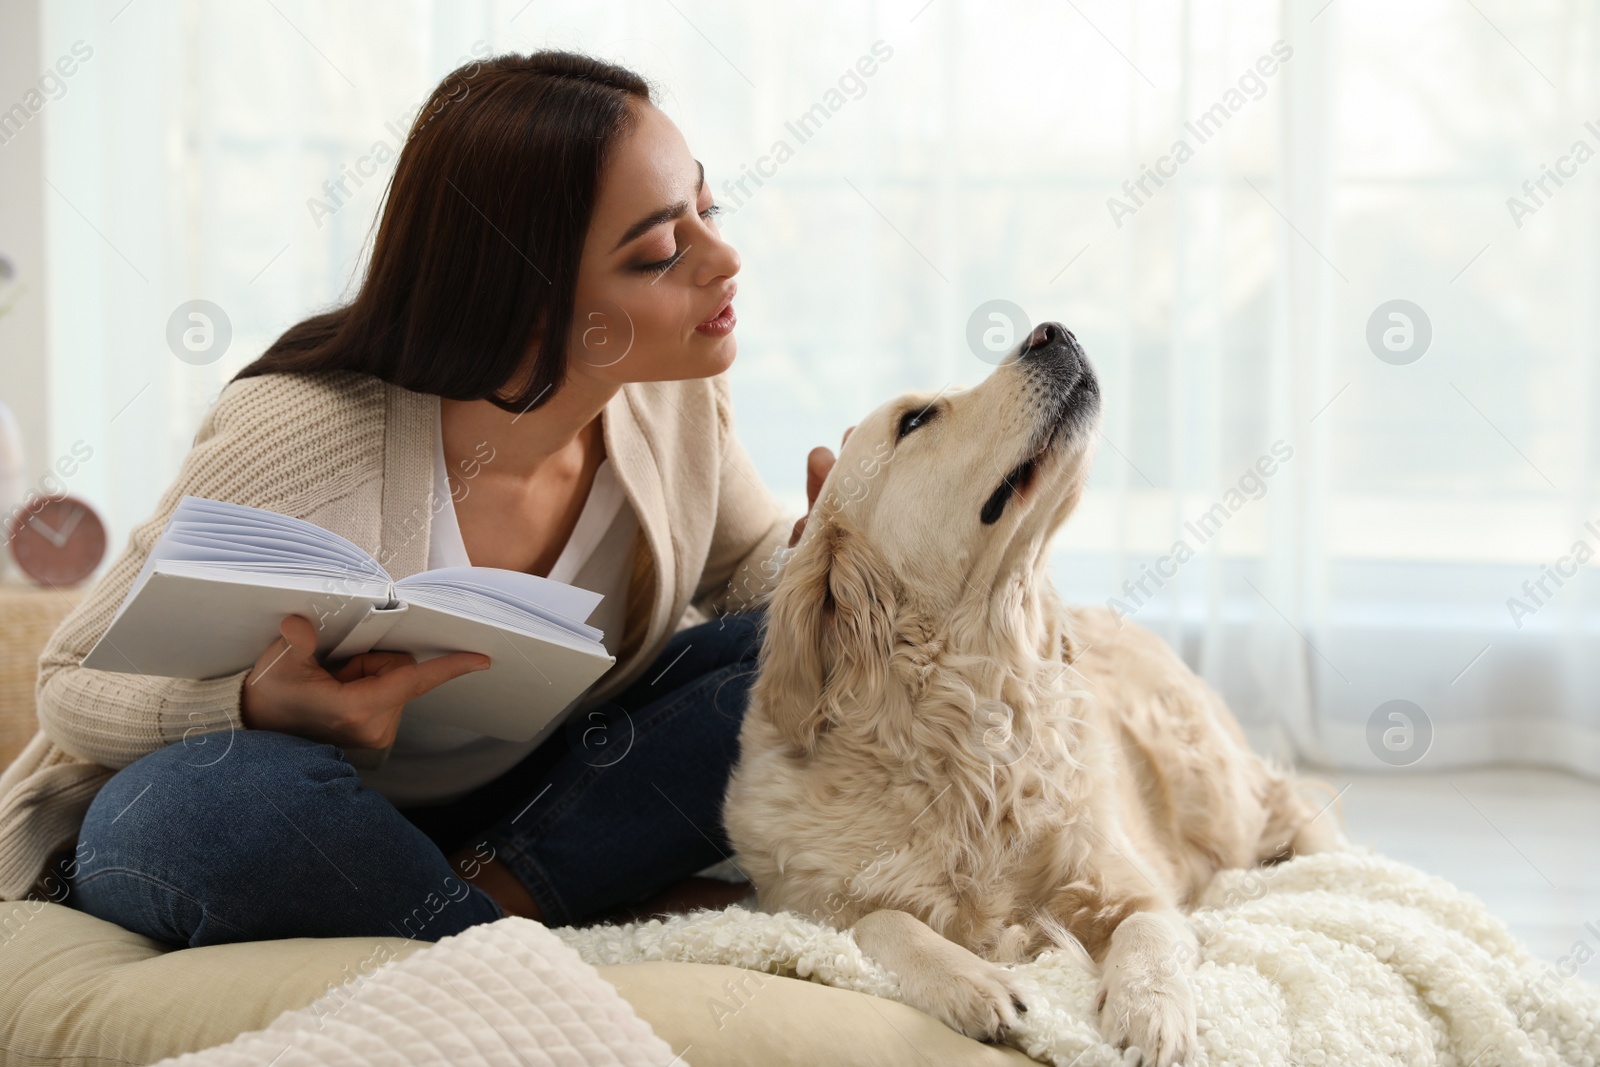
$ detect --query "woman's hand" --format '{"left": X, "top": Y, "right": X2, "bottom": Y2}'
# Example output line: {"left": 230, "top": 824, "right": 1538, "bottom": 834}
{"left": 789, "top": 425, "right": 854, "bottom": 547}
{"left": 240, "top": 614, "right": 490, "bottom": 749}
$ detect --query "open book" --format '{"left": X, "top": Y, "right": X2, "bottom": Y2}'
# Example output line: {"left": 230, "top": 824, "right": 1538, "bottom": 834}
{"left": 81, "top": 495, "right": 617, "bottom": 742}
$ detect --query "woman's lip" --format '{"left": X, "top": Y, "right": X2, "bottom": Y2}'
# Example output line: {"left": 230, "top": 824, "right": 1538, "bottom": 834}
{"left": 696, "top": 301, "right": 737, "bottom": 337}
{"left": 696, "top": 285, "right": 738, "bottom": 336}
{"left": 697, "top": 284, "right": 737, "bottom": 324}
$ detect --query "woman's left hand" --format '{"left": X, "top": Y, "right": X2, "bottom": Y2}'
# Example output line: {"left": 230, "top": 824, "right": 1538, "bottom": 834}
{"left": 789, "top": 425, "right": 853, "bottom": 547}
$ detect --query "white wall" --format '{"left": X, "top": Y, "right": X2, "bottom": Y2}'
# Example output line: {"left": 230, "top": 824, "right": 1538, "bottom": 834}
{"left": 0, "top": 0, "right": 49, "bottom": 578}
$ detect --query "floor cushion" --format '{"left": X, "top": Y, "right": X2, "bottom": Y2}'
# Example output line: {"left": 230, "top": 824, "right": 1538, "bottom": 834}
{"left": 0, "top": 899, "right": 1038, "bottom": 1066}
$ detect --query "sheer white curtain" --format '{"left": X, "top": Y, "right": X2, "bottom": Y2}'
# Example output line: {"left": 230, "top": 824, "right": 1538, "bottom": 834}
{"left": 38, "top": 0, "right": 1600, "bottom": 773}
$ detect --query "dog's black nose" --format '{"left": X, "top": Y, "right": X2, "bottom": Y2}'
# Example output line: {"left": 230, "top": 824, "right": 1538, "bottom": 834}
{"left": 1026, "top": 322, "right": 1060, "bottom": 350}
{"left": 1022, "top": 321, "right": 1077, "bottom": 355}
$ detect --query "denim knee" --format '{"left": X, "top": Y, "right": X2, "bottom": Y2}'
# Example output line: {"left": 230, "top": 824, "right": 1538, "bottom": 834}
{"left": 670, "top": 607, "right": 766, "bottom": 678}
{"left": 73, "top": 730, "right": 357, "bottom": 927}
{"left": 79, "top": 728, "right": 356, "bottom": 859}
{"left": 75, "top": 728, "right": 505, "bottom": 945}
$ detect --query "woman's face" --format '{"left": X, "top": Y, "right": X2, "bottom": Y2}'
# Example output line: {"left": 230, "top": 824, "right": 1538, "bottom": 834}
{"left": 565, "top": 101, "right": 740, "bottom": 386}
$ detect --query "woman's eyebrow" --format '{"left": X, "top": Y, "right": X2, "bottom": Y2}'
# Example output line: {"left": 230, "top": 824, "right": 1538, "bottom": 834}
{"left": 612, "top": 161, "right": 706, "bottom": 252}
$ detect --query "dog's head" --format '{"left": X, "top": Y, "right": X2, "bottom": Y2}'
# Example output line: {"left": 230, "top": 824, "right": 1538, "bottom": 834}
{"left": 756, "top": 322, "right": 1100, "bottom": 751}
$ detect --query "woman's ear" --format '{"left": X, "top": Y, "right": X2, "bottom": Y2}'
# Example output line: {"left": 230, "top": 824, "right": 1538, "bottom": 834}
{"left": 752, "top": 517, "right": 842, "bottom": 753}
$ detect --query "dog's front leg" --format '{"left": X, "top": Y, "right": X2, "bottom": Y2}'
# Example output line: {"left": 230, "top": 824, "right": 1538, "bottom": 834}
{"left": 1095, "top": 909, "right": 1198, "bottom": 1067}
{"left": 851, "top": 909, "right": 1029, "bottom": 1041}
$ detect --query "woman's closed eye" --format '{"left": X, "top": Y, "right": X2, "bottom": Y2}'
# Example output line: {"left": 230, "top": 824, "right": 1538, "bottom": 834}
{"left": 633, "top": 204, "right": 723, "bottom": 277}
{"left": 634, "top": 248, "right": 687, "bottom": 277}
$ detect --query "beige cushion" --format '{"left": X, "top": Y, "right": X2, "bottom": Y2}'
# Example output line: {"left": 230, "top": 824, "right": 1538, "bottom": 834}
{"left": 605, "top": 962, "right": 1038, "bottom": 1067}
{"left": 0, "top": 900, "right": 1038, "bottom": 1066}
{"left": 0, "top": 899, "right": 430, "bottom": 1064}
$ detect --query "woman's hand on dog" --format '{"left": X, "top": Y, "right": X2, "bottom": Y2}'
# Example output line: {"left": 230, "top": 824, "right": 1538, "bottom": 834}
{"left": 790, "top": 425, "right": 853, "bottom": 547}
{"left": 240, "top": 613, "right": 490, "bottom": 748}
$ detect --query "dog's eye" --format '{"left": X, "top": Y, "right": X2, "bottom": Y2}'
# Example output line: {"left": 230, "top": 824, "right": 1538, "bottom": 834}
{"left": 897, "top": 406, "right": 936, "bottom": 440}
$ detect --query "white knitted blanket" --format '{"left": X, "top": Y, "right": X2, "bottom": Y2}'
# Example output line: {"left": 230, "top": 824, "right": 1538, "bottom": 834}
{"left": 554, "top": 850, "right": 1600, "bottom": 1066}
{"left": 158, "top": 850, "right": 1600, "bottom": 1066}
{"left": 151, "top": 917, "right": 676, "bottom": 1067}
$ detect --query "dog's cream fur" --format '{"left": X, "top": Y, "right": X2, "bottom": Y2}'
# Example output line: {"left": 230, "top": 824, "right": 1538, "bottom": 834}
{"left": 723, "top": 327, "right": 1343, "bottom": 1065}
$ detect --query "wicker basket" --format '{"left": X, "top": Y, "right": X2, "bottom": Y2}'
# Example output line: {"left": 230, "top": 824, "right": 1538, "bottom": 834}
{"left": 0, "top": 582, "right": 83, "bottom": 770}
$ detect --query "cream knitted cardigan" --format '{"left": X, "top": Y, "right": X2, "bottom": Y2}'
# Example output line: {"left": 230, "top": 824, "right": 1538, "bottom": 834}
{"left": 0, "top": 369, "right": 795, "bottom": 900}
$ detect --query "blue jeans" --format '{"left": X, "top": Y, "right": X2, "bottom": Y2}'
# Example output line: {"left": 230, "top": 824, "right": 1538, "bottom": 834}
{"left": 67, "top": 609, "right": 765, "bottom": 947}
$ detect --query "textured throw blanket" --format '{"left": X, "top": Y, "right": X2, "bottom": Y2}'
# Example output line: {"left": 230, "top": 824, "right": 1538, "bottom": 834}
{"left": 151, "top": 918, "right": 676, "bottom": 1066}
{"left": 162, "top": 850, "right": 1600, "bottom": 1066}
{"left": 557, "top": 850, "right": 1600, "bottom": 1066}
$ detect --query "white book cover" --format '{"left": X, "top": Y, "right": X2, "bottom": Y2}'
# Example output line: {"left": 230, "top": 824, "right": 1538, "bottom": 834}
{"left": 81, "top": 496, "right": 617, "bottom": 742}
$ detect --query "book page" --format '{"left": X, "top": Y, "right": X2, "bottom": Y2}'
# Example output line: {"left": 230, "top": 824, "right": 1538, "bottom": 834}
{"left": 160, "top": 496, "right": 389, "bottom": 580}
{"left": 396, "top": 565, "right": 605, "bottom": 635}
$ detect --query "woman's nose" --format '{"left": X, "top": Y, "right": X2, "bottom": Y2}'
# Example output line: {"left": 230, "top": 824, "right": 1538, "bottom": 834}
{"left": 697, "top": 227, "right": 741, "bottom": 284}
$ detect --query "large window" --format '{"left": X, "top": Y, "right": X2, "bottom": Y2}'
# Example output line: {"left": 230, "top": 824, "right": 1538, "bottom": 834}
{"left": 37, "top": 0, "right": 1600, "bottom": 771}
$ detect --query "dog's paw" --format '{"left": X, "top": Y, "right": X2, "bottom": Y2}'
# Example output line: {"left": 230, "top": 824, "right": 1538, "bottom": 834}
{"left": 1095, "top": 964, "right": 1196, "bottom": 1067}
{"left": 895, "top": 949, "right": 1029, "bottom": 1042}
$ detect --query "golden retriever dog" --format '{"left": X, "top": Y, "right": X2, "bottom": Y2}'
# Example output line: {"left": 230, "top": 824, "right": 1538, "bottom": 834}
{"left": 723, "top": 322, "right": 1343, "bottom": 1066}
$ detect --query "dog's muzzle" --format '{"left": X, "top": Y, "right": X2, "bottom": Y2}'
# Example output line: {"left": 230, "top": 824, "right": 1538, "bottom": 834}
{"left": 1017, "top": 321, "right": 1099, "bottom": 444}
{"left": 979, "top": 322, "right": 1101, "bottom": 525}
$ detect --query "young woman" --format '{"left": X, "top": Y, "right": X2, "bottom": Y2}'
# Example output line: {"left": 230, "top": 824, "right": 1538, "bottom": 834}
{"left": 0, "top": 51, "right": 837, "bottom": 946}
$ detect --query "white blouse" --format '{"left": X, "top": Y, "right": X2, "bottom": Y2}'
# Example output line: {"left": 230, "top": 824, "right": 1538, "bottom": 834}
{"left": 356, "top": 397, "right": 640, "bottom": 807}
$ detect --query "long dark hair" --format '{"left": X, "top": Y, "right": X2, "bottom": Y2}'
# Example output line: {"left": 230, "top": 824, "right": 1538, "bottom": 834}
{"left": 232, "top": 51, "right": 651, "bottom": 414}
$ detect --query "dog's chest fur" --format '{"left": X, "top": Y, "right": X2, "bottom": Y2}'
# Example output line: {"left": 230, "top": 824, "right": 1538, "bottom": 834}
{"left": 727, "top": 682, "right": 1097, "bottom": 957}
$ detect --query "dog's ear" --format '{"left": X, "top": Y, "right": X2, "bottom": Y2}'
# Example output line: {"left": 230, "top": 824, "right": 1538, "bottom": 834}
{"left": 822, "top": 524, "right": 900, "bottom": 708}
{"left": 754, "top": 516, "right": 842, "bottom": 752}
{"left": 755, "top": 515, "right": 900, "bottom": 753}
